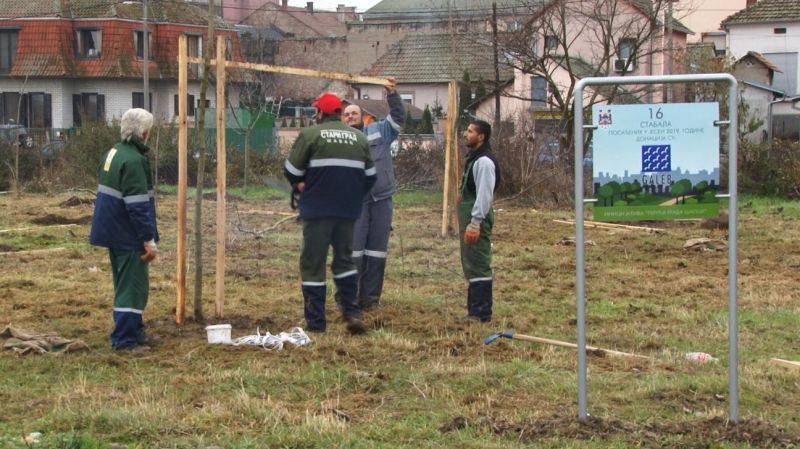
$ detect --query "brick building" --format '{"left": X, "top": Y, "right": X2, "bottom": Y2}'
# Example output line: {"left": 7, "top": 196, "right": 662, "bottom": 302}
{"left": 0, "top": 0, "right": 244, "bottom": 131}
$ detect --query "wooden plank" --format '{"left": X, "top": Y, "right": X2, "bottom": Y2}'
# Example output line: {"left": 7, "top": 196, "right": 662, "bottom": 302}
{"left": 187, "top": 57, "right": 389, "bottom": 86}
{"left": 770, "top": 358, "right": 800, "bottom": 371}
{"left": 553, "top": 219, "right": 631, "bottom": 232}
{"left": 215, "top": 36, "right": 226, "bottom": 319}
{"left": 0, "top": 247, "right": 68, "bottom": 256}
{"left": 554, "top": 219, "right": 665, "bottom": 233}
{"left": 0, "top": 224, "right": 77, "bottom": 234}
{"left": 175, "top": 34, "right": 188, "bottom": 326}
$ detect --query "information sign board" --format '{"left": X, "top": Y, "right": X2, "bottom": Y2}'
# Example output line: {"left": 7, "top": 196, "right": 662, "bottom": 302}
{"left": 591, "top": 103, "right": 720, "bottom": 221}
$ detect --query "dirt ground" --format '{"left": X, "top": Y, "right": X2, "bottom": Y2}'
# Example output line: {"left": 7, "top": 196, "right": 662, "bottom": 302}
{"left": 1, "top": 191, "right": 799, "bottom": 447}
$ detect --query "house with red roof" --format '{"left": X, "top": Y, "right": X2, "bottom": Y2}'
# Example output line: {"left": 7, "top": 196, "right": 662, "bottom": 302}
{"left": 0, "top": 0, "right": 244, "bottom": 133}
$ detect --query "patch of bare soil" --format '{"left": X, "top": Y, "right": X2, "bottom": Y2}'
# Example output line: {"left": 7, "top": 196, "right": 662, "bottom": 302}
{"left": 649, "top": 416, "right": 800, "bottom": 448}
{"left": 440, "top": 414, "right": 632, "bottom": 441}
{"left": 30, "top": 214, "right": 92, "bottom": 225}
{"left": 59, "top": 196, "right": 94, "bottom": 207}
{"left": 440, "top": 414, "right": 800, "bottom": 447}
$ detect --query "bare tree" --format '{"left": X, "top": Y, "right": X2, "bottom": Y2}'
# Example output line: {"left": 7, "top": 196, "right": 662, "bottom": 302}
{"left": 192, "top": 0, "right": 217, "bottom": 323}
{"left": 497, "top": 0, "right": 674, "bottom": 160}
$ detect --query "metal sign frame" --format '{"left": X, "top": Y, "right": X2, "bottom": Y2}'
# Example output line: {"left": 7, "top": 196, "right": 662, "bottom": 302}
{"left": 573, "top": 74, "right": 739, "bottom": 421}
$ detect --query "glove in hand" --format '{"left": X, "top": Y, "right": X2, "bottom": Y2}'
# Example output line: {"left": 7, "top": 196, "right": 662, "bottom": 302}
{"left": 464, "top": 222, "right": 480, "bottom": 245}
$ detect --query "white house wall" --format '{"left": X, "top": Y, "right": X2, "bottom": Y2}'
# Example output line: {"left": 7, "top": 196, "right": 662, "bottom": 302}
{"left": 676, "top": 0, "right": 748, "bottom": 41}
{"left": 727, "top": 23, "right": 800, "bottom": 95}
{"left": 358, "top": 83, "right": 450, "bottom": 115}
{"left": 0, "top": 78, "right": 70, "bottom": 129}
{"left": 0, "top": 77, "right": 236, "bottom": 129}
{"left": 740, "top": 85, "right": 771, "bottom": 143}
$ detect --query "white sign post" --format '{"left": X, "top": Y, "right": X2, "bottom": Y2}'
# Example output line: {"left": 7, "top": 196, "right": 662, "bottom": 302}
{"left": 573, "top": 74, "right": 739, "bottom": 422}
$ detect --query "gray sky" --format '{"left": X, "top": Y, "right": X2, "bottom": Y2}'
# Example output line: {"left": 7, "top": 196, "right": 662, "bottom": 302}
{"left": 287, "top": 0, "right": 382, "bottom": 12}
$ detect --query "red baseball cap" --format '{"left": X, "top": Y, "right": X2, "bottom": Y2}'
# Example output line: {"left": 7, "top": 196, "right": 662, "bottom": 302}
{"left": 312, "top": 92, "right": 343, "bottom": 115}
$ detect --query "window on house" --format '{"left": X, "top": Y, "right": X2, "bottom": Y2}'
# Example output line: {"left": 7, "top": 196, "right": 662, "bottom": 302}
{"left": 544, "top": 35, "right": 559, "bottom": 52}
{"left": 531, "top": 35, "right": 540, "bottom": 58}
{"left": 186, "top": 34, "right": 203, "bottom": 77}
{"left": 774, "top": 28, "right": 787, "bottom": 34}
{"left": 531, "top": 76, "right": 548, "bottom": 106}
{"left": 615, "top": 38, "right": 637, "bottom": 71}
{"left": 73, "top": 93, "right": 106, "bottom": 127}
{"left": 506, "top": 21, "right": 522, "bottom": 32}
{"left": 1, "top": 92, "right": 52, "bottom": 128}
{"left": 134, "top": 30, "right": 153, "bottom": 59}
{"left": 174, "top": 94, "right": 196, "bottom": 117}
{"left": 27, "top": 92, "right": 51, "bottom": 128}
{"left": 0, "top": 92, "right": 20, "bottom": 124}
{"left": 75, "top": 29, "right": 102, "bottom": 58}
{"left": 618, "top": 38, "right": 636, "bottom": 63}
{"left": 197, "top": 98, "right": 210, "bottom": 109}
{"left": 132, "top": 92, "right": 152, "bottom": 110}
{"left": 399, "top": 93, "right": 414, "bottom": 105}
{"left": 0, "top": 29, "right": 19, "bottom": 74}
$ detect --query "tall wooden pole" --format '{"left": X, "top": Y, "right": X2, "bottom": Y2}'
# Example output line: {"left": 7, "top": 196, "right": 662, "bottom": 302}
{"left": 441, "top": 80, "right": 460, "bottom": 237}
{"left": 215, "top": 36, "right": 227, "bottom": 318}
{"left": 176, "top": 35, "right": 188, "bottom": 325}
{"left": 448, "top": 80, "right": 461, "bottom": 233}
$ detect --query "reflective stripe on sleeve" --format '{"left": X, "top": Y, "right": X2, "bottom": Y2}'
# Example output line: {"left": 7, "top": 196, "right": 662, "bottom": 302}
{"left": 285, "top": 160, "right": 306, "bottom": 176}
{"left": 98, "top": 184, "right": 123, "bottom": 199}
{"left": 124, "top": 194, "right": 150, "bottom": 204}
{"left": 309, "top": 158, "right": 366, "bottom": 169}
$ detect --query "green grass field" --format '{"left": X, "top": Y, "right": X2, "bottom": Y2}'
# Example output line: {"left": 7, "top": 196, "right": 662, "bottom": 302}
{"left": 1, "top": 190, "right": 798, "bottom": 448}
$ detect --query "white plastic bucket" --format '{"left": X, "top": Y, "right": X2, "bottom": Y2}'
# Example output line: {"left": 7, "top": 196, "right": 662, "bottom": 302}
{"left": 205, "top": 324, "right": 232, "bottom": 344}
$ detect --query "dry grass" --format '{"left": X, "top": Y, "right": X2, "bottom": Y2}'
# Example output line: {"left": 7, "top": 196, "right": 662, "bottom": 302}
{"left": 1, "top": 190, "right": 799, "bottom": 448}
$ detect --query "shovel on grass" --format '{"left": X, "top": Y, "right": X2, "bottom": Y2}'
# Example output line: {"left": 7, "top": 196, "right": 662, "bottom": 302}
{"left": 484, "top": 331, "right": 651, "bottom": 360}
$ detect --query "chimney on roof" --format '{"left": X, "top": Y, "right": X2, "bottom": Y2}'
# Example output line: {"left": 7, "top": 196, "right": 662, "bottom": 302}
{"left": 746, "top": 0, "right": 757, "bottom": 5}
{"left": 306, "top": 1, "right": 314, "bottom": 14}
{"left": 336, "top": 4, "right": 355, "bottom": 22}
{"left": 281, "top": 0, "right": 288, "bottom": 9}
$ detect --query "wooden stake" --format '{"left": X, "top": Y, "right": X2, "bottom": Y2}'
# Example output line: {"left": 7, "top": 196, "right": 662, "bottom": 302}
{"left": 441, "top": 80, "right": 459, "bottom": 237}
{"left": 176, "top": 35, "right": 188, "bottom": 325}
{"left": 441, "top": 93, "right": 453, "bottom": 236}
{"left": 770, "top": 358, "right": 800, "bottom": 371}
{"left": 448, "top": 80, "right": 461, "bottom": 234}
{"left": 215, "top": 36, "right": 226, "bottom": 318}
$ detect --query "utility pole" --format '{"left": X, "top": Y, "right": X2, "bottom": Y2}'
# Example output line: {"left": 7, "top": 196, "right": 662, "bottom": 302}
{"left": 665, "top": 0, "right": 674, "bottom": 103}
{"left": 143, "top": 0, "right": 149, "bottom": 111}
{"left": 492, "top": 2, "right": 501, "bottom": 133}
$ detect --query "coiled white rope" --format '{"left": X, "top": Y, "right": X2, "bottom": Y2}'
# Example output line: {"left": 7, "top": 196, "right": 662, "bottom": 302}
{"left": 230, "top": 327, "right": 311, "bottom": 350}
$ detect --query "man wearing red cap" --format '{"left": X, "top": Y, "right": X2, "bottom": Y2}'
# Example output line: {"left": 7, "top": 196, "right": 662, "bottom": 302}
{"left": 284, "top": 92, "right": 376, "bottom": 334}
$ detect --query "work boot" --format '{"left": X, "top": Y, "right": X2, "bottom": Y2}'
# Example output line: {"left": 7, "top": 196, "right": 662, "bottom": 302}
{"left": 114, "top": 345, "right": 151, "bottom": 353}
{"left": 345, "top": 317, "right": 366, "bottom": 335}
{"left": 456, "top": 314, "right": 490, "bottom": 323}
